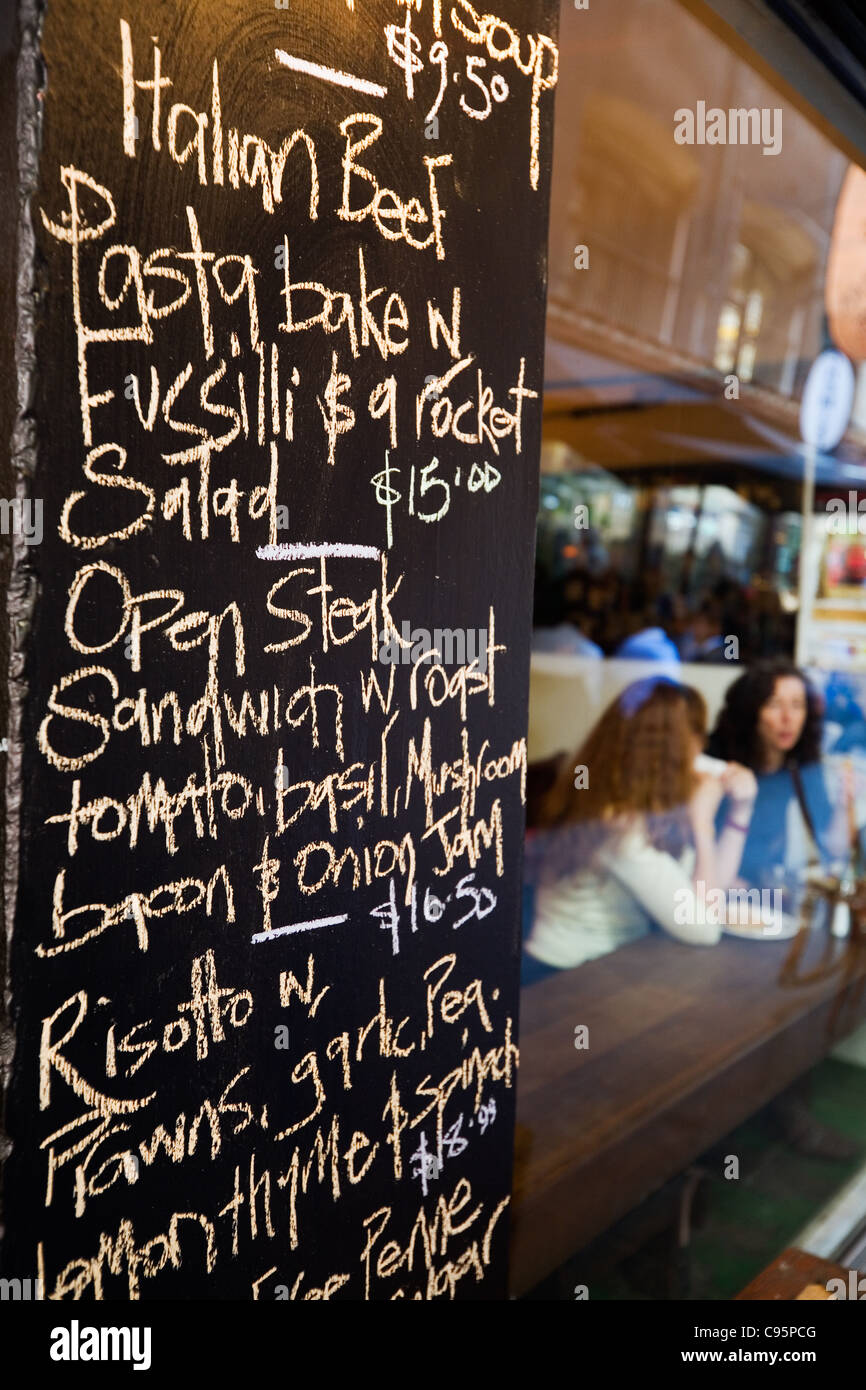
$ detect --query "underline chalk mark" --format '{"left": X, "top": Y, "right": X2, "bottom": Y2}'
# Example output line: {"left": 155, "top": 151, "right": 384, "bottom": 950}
{"left": 252, "top": 914, "right": 349, "bottom": 943}
{"left": 257, "top": 542, "right": 381, "bottom": 560}
{"left": 275, "top": 49, "right": 388, "bottom": 98}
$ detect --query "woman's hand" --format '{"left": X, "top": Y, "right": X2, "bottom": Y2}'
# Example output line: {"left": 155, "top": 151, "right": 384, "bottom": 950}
{"left": 689, "top": 771, "right": 726, "bottom": 833}
{"left": 690, "top": 762, "right": 756, "bottom": 838}
{"left": 721, "top": 761, "right": 758, "bottom": 812}
{"left": 691, "top": 764, "right": 757, "bottom": 896}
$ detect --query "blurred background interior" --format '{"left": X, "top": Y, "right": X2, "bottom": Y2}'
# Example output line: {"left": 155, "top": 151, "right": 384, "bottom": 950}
{"left": 514, "top": 0, "right": 866, "bottom": 1302}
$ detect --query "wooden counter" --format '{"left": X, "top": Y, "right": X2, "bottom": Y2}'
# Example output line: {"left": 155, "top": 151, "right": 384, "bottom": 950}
{"left": 510, "top": 928, "right": 866, "bottom": 1296}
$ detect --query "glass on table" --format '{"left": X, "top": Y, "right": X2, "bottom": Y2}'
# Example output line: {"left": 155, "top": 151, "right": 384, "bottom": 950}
{"left": 766, "top": 864, "right": 811, "bottom": 934}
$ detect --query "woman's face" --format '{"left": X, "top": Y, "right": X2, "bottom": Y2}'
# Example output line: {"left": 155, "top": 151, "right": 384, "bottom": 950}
{"left": 757, "top": 676, "right": 808, "bottom": 758}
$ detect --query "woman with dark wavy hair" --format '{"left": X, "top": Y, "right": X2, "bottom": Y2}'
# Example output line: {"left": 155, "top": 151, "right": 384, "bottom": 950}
{"left": 707, "top": 659, "right": 848, "bottom": 887}
{"left": 708, "top": 660, "right": 859, "bottom": 1161}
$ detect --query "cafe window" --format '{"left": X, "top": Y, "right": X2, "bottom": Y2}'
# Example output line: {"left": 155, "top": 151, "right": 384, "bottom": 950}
{"left": 516, "top": 0, "right": 866, "bottom": 1306}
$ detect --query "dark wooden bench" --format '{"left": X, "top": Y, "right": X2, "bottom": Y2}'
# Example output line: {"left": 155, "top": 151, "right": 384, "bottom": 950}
{"left": 509, "top": 928, "right": 866, "bottom": 1296}
{"left": 736, "top": 1247, "right": 853, "bottom": 1300}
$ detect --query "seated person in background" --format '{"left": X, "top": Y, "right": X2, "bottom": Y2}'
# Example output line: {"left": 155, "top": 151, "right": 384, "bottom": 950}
{"left": 531, "top": 623, "right": 603, "bottom": 658}
{"left": 706, "top": 660, "right": 850, "bottom": 887}
{"left": 614, "top": 626, "right": 681, "bottom": 663}
{"left": 531, "top": 576, "right": 604, "bottom": 658}
{"left": 523, "top": 677, "right": 757, "bottom": 978}
{"left": 678, "top": 598, "right": 730, "bottom": 664}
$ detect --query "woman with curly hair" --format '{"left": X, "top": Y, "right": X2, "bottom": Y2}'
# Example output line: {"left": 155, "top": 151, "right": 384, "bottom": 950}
{"left": 707, "top": 659, "right": 859, "bottom": 1161}
{"left": 523, "top": 676, "right": 757, "bottom": 976}
{"left": 706, "top": 659, "right": 849, "bottom": 887}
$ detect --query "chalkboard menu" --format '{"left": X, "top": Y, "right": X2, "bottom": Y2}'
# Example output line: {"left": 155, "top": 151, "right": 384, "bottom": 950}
{"left": 2, "top": 0, "right": 558, "bottom": 1300}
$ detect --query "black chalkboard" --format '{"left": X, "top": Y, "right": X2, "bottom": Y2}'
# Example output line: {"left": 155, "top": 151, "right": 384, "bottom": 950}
{"left": 2, "top": 0, "right": 558, "bottom": 1300}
